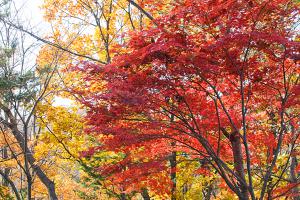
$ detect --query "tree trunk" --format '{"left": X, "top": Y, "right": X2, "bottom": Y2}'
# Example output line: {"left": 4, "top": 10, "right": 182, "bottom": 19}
{"left": 120, "top": 192, "right": 126, "bottom": 200}
{"left": 27, "top": 176, "right": 32, "bottom": 200}
{"left": 2, "top": 114, "right": 10, "bottom": 187}
{"left": 2, "top": 147, "right": 10, "bottom": 187}
{"left": 170, "top": 147, "right": 176, "bottom": 200}
{"left": 24, "top": 127, "right": 33, "bottom": 200}
{"left": 230, "top": 131, "right": 248, "bottom": 200}
{"left": 14, "top": 128, "right": 58, "bottom": 200}
{"left": 0, "top": 114, "right": 58, "bottom": 200}
{"left": 141, "top": 188, "right": 151, "bottom": 200}
{"left": 0, "top": 171, "right": 22, "bottom": 200}
{"left": 290, "top": 156, "right": 300, "bottom": 200}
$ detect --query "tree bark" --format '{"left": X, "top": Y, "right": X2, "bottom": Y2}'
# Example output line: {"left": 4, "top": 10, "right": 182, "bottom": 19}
{"left": 230, "top": 132, "right": 248, "bottom": 200}
{"left": 222, "top": 128, "right": 248, "bottom": 200}
{"left": 27, "top": 176, "right": 32, "bottom": 200}
{"left": 120, "top": 192, "right": 126, "bottom": 200}
{"left": 141, "top": 188, "right": 151, "bottom": 200}
{"left": 0, "top": 113, "right": 58, "bottom": 200}
{"left": 0, "top": 170, "right": 22, "bottom": 200}
{"left": 170, "top": 144, "right": 176, "bottom": 200}
{"left": 12, "top": 128, "right": 58, "bottom": 200}
{"left": 2, "top": 147, "right": 10, "bottom": 187}
{"left": 290, "top": 156, "right": 300, "bottom": 200}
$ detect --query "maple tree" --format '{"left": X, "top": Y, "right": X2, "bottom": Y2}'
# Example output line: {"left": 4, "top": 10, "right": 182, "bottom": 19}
{"left": 36, "top": 0, "right": 174, "bottom": 198}
{"left": 0, "top": 1, "right": 66, "bottom": 199}
{"left": 75, "top": 0, "right": 300, "bottom": 199}
{"left": 41, "top": 0, "right": 170, "bottom": 64}
{"left": 0, "top": 0, "right": 298, "bottom": 199}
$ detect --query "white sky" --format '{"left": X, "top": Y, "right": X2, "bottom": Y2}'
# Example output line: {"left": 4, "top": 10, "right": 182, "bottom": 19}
{"left": 13, "top": 0, "right": 75, "bottom": 107}
{"left": 13, "top": 0, "right": 48, "bottom": 56}
{"left": 14, "top": 0, "right": 44, "bottom": 26}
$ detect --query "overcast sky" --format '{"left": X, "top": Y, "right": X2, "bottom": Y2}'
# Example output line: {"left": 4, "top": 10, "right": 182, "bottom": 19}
{"left": 9, "top": 0, "right": 47, "bottom": 64}
{"left": 12, "top": 0, "right": 74, "bottom": 107}
{"left": 14, "top": 0, "right": 44, "bottom": 26}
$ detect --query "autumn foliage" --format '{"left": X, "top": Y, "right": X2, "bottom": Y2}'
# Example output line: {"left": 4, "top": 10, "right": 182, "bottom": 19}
{"left": 75, "top": 0, "right": 300, "bottom": 199}
{"left": 0, "top": 0, "right": 299, "bottom": 199}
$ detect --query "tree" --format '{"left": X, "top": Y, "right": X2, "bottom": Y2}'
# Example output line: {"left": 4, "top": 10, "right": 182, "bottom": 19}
{"left": 76, "top": 0, "right": 300, "bottom": 199}
{"left": 36, "top": 0, "right": 173, "bottom": 198}
{"left": 0, "top": 1, "right": 59, "bottom": 199}
{"left": 41, "top": 0, "right": 168, "bottom": 64}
